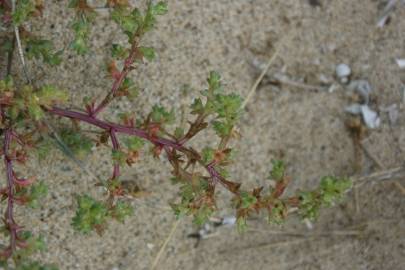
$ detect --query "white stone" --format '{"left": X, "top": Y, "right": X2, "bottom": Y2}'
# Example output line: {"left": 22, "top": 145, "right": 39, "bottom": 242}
{"left": 336, "top": 63, "right": 351, "bottom": 83}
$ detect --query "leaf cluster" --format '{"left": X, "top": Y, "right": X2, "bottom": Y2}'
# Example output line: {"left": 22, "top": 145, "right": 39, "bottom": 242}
{"left": 298, "top": 176, "right": 352, "bottom": 221}
{"left": 69, "top": 0, "right": 97, "bottom": 54}
{"left": 25, "top": 38, "right": 62, "bottom": 66}
{"left": 71, "top": 195, "right": 133, "bottom": 234}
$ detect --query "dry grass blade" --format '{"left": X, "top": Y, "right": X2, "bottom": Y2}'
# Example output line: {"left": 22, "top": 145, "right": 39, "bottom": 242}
{"left": 150, "top": 219, "right": 181, "bottom": 270}
{"left": 241, "top": 33, "right": 292, "bottom": 109}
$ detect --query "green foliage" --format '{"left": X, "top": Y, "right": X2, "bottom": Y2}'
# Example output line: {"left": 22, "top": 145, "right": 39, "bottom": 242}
{"left": 139, "top": 46, "right": 155, "bottom": 61}
{"left": 111, "top": 44, "right": 129, "bottom": 59}
{"left": 142, "top": 1, "right": 168, "bottom": 33}
{"left": 198, "top": 72, "right": 243, "bottom": 137}
{"left": 201, "top": 147, "right": 215, "bottom": 164}
{"left": 28, "top": 182, "right": 48, "bottom": 208}
{"left": 174, "top": 127, "right": 184, "bottom": 139}
{"left": 14, "top": 231, "right": 47, "bottom": 258}
{"left": 69, "top": 1, "right": 97, "bottom": 55}
{"left": 239, "top": 191, "right": 257, "bottom": 209}
{"left": 111, "top": 6, "right": 142, "bottom": 40}
{"left": 236, "top": 216, "right": 247, "bottom": 233}
{"left": 59, "top": 128, "right": 93, "bottom": 159}
{"left": 7, "top": 84, "right": 68, "bottom": 121}
{"left": 0, "top": 76, "right": 14, "bottom": 92}
{"left": 12, "top": 0, "right": 35, "bottom": 25}
{"left": 150, "top": 105, "right": 175, "bottom": 124}
{"left": 171, "top": 178, "right": 210, "bottom": 220}
{"left": 151, "top": 2, "right": 168, "bottom": 15}
{"left": 36, "top": 139, "right": 54, "bottom": 161}
{"left": 1, "top": 38, "right": 14, "bottom": 54}
{"left": 112, "top": 149, "right": 127, "bottom": 166}
{"left": 118, "top": 78, "right": 139, "bottom": 100}
{"left": 193, "top": 205, "right": 213, "bottom": 225}
{"left": 267, "top": 201, "right": 285, "bottom": 225}
{"left": 111, "top": 1, "right": 167, "bottom": 40}
{"left": 207, "top": 70, "right": 222, "bottom": 94}
{"left": 319, "top": 176, "right": 352, "bottom": 206}
{"left": 36, "top": 85, "right": 69, "bottom": 108}
{"left": 71, "top": 195, "right": 108, "bottom": 233}
{"left": 190, "top": 98, "right": 204, "bottom": 114}
{"left": 211, "top": 94, "right": 242, "bottom": 137}
{"left": 124, "top": 137, "right": 144, "bottom": 151}
{"left": 269, "top": 160, "right": 285, "bottom": 181}
{"left": 110, "top": 201, "right": 134, "bottom": 223}
{"left": 25, "top": 39, "right": 62, "bottom": 66}
{"left": 70, "top": 18, "right": 91, "bottom": 54}
{"left": 14, "top": 181, "right": 48, "bottom": 209}
{"left": 298, "top": 176, "right": 352, "bottom": 221}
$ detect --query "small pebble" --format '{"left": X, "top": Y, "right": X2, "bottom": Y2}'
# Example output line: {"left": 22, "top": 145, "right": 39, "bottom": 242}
{"left": 396, "top": 58, "right": 405, "bottom": 69}
{"left": 336, "top": 63, "right": 351, "bottom": 84}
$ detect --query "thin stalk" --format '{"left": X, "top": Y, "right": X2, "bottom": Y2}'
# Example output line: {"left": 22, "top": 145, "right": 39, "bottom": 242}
{"left": 3, "top": 129, "right": 17, "bottom": 254}
{"left": 110, "top": 130, "right": 120, "bottom": 179}
{"left": 91, "top": 40, "right": 140, "bottom": 116}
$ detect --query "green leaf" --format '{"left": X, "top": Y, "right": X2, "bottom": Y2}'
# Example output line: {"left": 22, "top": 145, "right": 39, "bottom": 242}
{"left": 297, "top": 191, "right": 320, "bottom": 221}
{"left": 319, "top": 176, "right": 352, "bottom": 206}
{"left": 27, "top": 181, "right": 48, "bottom": 208}
{"left": 190, "top": 98, "right": 204, "bottom": 114}
{"left": 268, "top": 201, "right": 285, "bottom": 225}
{"left": 37, "top": 85, "right": 69, "bottom": 107}
{"left": 151, "top": 2, "right": 168, "bottom": 15}
{"left": 124, "top": 137, "right": 144, "bottom": 151}
{"left": 212, "top": 120, "right": 231, "bottom": 137}
{"left": 236, "top": 216, "right": 247, "bottom": 233}
{"left": 36, "top": 139, "right": 54, "bottom": 160}
{"left": 26, "top": 38, "right": 62, "bottom": 66}
{"left": 112, "top": 149, "right": 126, "bottom": 165}
{"left": 170, "top": 202, "right": 190, "bottom": 219}
{"left": 111, "top": 43, "right": 129, "bottom": 59}
{"left": 110, "top": 201, "right": 134, "bottom": 223}
{"left": 70, "top": 13, "right": 94, "bottom": 55}
{"left": 72, "top": 195, "right": 109, "bottom": 233}
{"left": 269, "top": 160, "right": 285, "bottom": 181}
{"left": 213, "top": 93, "right": 242, "bottom": 124}
{"left": 240, "top": 191, "right": 257, "bottom": 209}
{"left": 70, "top": 37, "right": 89, "bottom": 55}
{"left": 193, "top": 205, "right": 213, "bottom": 226}
{"left": 12, "top": 0, "right": 35, "bottom": 25}
{"left": 139, "top": 46, "right": 155, "bottom": 61}
{"left": 207, "top": 71, "right": 222, "bottom": 95}
{"left": 174, "top": 127, "right": 184, "bottom": 139}
{"left": 201, "top": 147, "right": 214, "bottom": 164}
{"left": 111, "top": 7, "right": 140, "bottom": 38}
{"left": 59, "top": 128, "right": 93, "bottom": 159}
{"left": 119, "top": 78, "right": 139, "bottom": 101}
{"left": 151, "top": 105, "right": 175, "bottom": 124}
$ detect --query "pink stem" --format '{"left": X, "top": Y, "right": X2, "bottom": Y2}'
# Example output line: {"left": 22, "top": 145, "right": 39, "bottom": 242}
{"left": 3, "top": 129, "right": 17, "bottom": 254}
{"left": 91, "top": 41, "right": 139, "bottom": 116}
{"left": 47, "top": 106, "right": 240, "bottom": 194}
{"left": 110, "top": 130, "right": 120, "bottom": 179}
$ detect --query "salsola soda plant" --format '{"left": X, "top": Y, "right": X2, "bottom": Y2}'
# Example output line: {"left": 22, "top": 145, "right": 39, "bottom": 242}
{"left": 0, "top": 1, "right": 352, "bottom": 268}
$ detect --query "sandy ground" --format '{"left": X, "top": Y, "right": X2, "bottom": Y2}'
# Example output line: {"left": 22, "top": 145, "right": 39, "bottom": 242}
{"left": 1, "top": 0, "right": 405, "bottom": 269}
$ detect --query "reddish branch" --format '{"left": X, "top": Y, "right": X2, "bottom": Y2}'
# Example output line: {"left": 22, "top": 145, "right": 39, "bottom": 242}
{"left": 47, "top": 106, "right": 240, "bottom": 195}
{"left": 109, "top": 130, "right": 120, "bottom": 179}
{"left": 1, "top": 128, "right": 25, "bottom": 258}
{"left": 91, "top": 40, "right": 140, "bottom": 116}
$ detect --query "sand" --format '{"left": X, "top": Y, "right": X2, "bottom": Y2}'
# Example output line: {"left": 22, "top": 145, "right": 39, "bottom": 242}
{"left": 1, "top": 0, "right": 404, "bottom": 269}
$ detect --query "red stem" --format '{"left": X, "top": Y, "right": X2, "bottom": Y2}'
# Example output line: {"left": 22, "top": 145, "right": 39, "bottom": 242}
{"left": 47, "top": 106, "right": 240, "bottom": 194}
{"left": 110, "top": 130, "right": 120, "bottom": 179}
{"left": 3, "top": 129, "right": 17, "bottom": 254}
{"left": 91, "top": 41, "right": 139, "bottom": 116}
